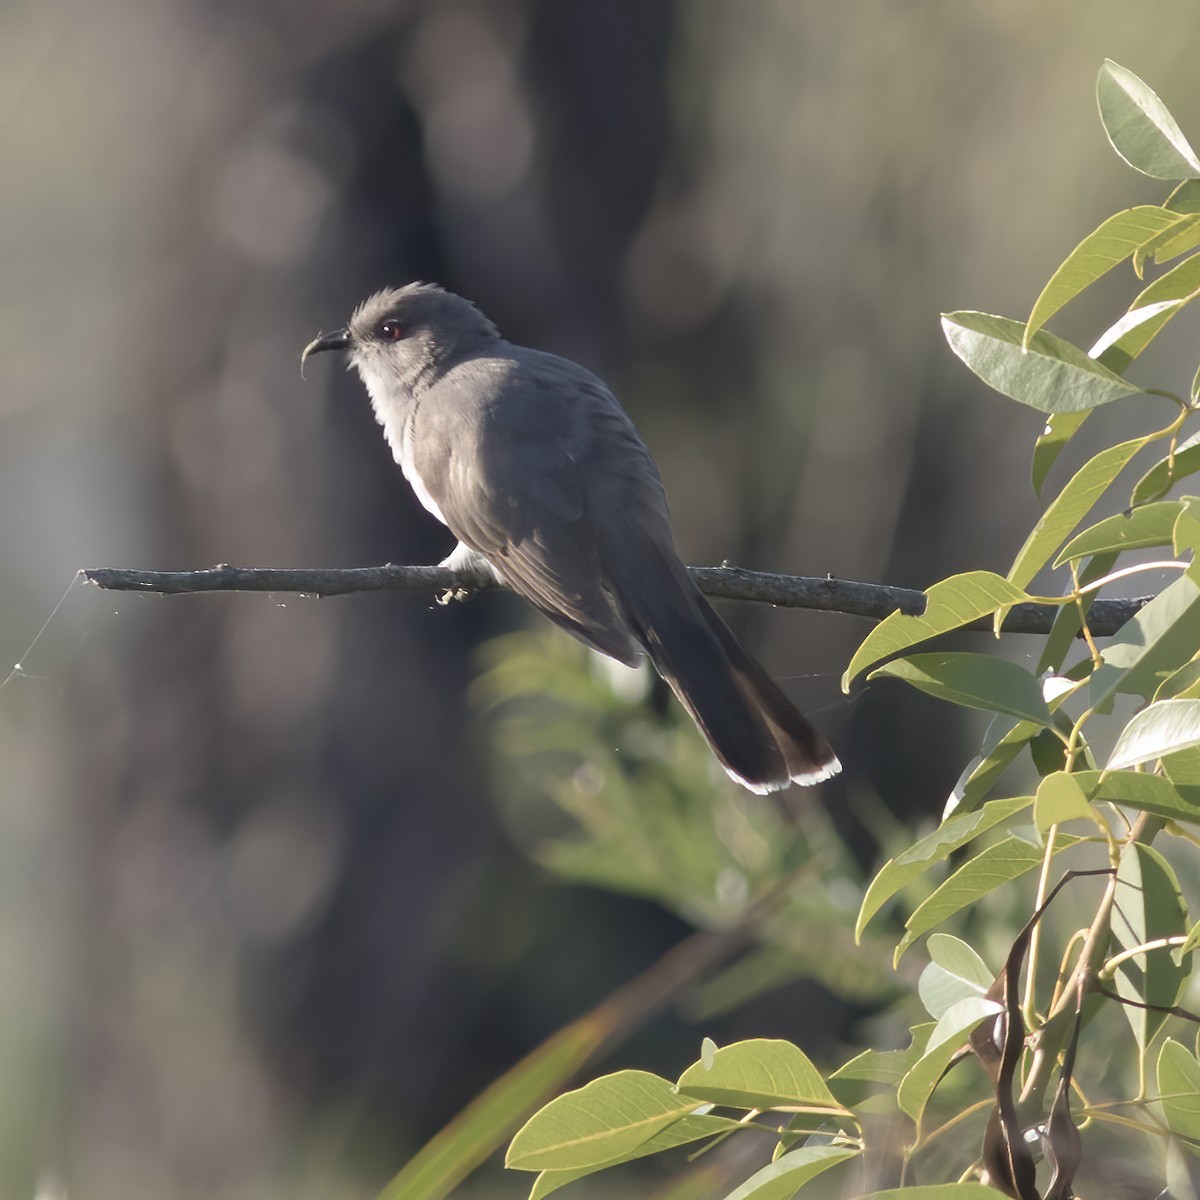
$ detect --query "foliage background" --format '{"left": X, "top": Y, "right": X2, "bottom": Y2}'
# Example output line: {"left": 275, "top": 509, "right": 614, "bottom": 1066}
{"left": 1, "top": 3, "right": 1198, "bottom": 1197}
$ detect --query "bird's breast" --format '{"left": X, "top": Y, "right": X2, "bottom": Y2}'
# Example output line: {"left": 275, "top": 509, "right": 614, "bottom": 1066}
{"left": 397, "top": 433, "right": 449, "bottom": 525}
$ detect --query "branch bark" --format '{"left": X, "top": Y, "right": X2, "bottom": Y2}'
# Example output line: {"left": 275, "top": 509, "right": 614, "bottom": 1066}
{"left": 81, "top": 563, "right": 1150, "bottom": 637}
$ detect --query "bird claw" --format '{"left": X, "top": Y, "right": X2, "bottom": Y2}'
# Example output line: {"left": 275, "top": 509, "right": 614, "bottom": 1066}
{"left": 436, "top": 586, "right": 474, "bottom": 606}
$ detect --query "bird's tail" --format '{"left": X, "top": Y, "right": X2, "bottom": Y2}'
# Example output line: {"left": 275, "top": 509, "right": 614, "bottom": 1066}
{"left": 625, "top": 559, "right": 840, "bottom": 793}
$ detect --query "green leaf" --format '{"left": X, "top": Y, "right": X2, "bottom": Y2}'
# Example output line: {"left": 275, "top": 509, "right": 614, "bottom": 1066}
{"left": 942, "top": 311, "right": 1143, "bottom": 414}
{"left": 1097, "top": 60, "right": 1200, "bottom": 180}
{"left": 869, "top": 653, "right": 1052, "bottom": 726}
{"left": 927, "top": 996, "right": 1004, "bottom": 1054}
{"left": 860, "top": 1187, "right": 1011, "bottom": 1200}
{"left": 1175, "top": 498, "right": 1200, "bottom": 556}
{"left": 896, "top": 834, "right": 1064, "bottom": 961}
{"left": 857, "top": 796, "right": 1033, "bottom": 938}
{"left": 918, "top": 957, "right": 989, "bottom": 1023}
{"left": 843, "top": 571, "right": 1029, "bottom": 689}
{"left": 927, "top": 933, "right": 995, "bottom": 991}
{"left": 1134, "top": 214, "right": 1200, "bottom": 273}
{"left": 946, "top": 718, "right": 1040, "bottom": 816}
{"left": 1025, "top": 207, "right": 1188, "bottom": 344}
{"left": 1034, "top": 771, "right": 1094, "bottom": 830}
{"left": 721, "top": 1144, "right": 859, "bottom": 1200}
{"left": 506, "top": 1071, "right": 701, "bottom": 1172}
{"left": 1094, "top": 253, "right": 1200, "bottom": 372}
{"left": 1033, "top": 411, "right": 1090, "bottom": 498}
{"left": 1055, "top": 501, "right": 1184, "bottom": 565}
{"left": 1078, "top": 768, "right": 1200, "bottom": 822}
{"left": 527, "top": 1113, "right": 744, "bottom": 1200}
{"left": 676, "top": 1039, "right": 839, "bottom": 1111}
{"left": 1153, "top": 215, "right": 1200, "bottom": 260}
{"left": 1158, "top": 1040, "right": 1200, "bottom": 1152}
{"left": 1131, "top": 431, "right": 1200, "bottom": 506}
{"left": 1108, "top": 699, "right": 1200, "bottom": 770}
{"left": 1089, "top": 573, "right": 1200, "bottom": 706}
{"left": 379, "top": 1005, "right": 615, "bottom": 1200}
{"left": 896, "top": 1012, "right": 989, "bottom": 1122}
{"left": 1111, "top": 843, "right": 1189, "bottom": 1049}
{"left": 1165, "top": 746, "right": 1200, "bottom": 789}
{"left": 831, "top": 1043, "right": 924, "bottom": 1088}
{"left": 1008, "top": 435, "right": 1150, "bottom": 589}
{"left": 1168, "top": 181, "right": 1200, "bottom": 214}
{"left": 1157, "top": 660, "right": 1200, "bottom": 703}
{"left": 1180, "top": 919, "right": 1200, "bottom": 960}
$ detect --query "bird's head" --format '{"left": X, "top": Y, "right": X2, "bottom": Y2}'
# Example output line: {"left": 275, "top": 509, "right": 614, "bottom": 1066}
{"left": 302, "top": 283, "right": 499, "bottom": 395}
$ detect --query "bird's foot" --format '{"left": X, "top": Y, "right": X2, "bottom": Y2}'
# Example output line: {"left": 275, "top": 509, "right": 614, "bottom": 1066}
{"left": 436, "top": 542, "right": 496, "bottom": 604}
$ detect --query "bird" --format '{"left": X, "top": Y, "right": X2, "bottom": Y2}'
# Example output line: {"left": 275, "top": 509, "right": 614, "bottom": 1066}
{"left": 302, "top": 283, "right": 839, "bottom": 793}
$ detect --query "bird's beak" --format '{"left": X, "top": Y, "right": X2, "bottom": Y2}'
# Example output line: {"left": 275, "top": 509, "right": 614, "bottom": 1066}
{"left": 300, "top": 328, "right": 352, "bottom": 377}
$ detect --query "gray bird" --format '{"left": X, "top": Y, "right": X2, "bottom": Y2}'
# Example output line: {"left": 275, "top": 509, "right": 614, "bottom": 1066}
{"left": 303, "top": 284, "right": 839, "bottom": 793}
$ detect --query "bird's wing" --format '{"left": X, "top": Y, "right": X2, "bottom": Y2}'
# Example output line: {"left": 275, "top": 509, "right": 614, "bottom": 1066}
{"left": 411, "top": 354, "right": 668, "bottom": 666}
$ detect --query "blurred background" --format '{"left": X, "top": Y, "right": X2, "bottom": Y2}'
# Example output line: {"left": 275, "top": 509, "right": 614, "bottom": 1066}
{"left": 1, "top": 2, "right": 1198, "bottom": 1197}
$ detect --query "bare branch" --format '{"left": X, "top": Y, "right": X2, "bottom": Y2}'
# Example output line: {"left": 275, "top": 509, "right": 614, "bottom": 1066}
{"left": 81, "top": 563, "right": 1150, "bottom": 636}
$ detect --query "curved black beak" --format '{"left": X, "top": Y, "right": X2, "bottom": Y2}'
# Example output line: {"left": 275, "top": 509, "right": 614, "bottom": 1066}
{"left": 300, "top": 328, "right": 352, "bottom": 377}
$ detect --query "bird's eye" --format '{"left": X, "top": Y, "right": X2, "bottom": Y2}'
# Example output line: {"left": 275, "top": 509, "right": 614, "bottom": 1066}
{"left": 378, "top": 319, "right": 406, "bottom": 341}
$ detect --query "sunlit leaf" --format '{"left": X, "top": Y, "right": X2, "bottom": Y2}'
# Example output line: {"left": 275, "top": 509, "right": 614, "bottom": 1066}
{"left": 927, "top": 996, "right": 1004, "bottom": 1054}
{"left": 1156, "top": 660, "right": 1200, "bottom": 703}
{"left": 1089, "top": 573, "right": 1200, "bottom": 706}
{"left": 1077, "top": 768, "right": 1200, "bottom": 822}
{"left": 1034, "top": 771, "right": 1094, "bottom": 830}
{"left": 676, "top": 1039, "right": 839, "bottom": 1110}
{"left": 857, "top": 797, "right": 1032, "bottom": 938}
{"left": 526, "top": 1113, "right": 744, "bottom": 1200}
{"left": 943, "top": 311, "right": 1142, "bottom": 413}
{"left": 1179, "top": 920, "right": 1200, "bottom": 961}
{"left": 919, "top": 959, "right": 988, "bottom": 1023}
{"left": 870, "top": 653, "right": 1052, "bottom": 726}
{"left": 1097, "top": 60, "right": 1200, "bottom": 180}
{"left": 1134, "top": 214, "right": 1200, "bottom": 273}
{"left": 896, "top": 833, "right": 1077, "bottom": 961}
{"left": 1175, "top": 499, "right": 1200, "bottom": 557}
{"left": 1168, "top": 181, "right": 1200, "bottom": 214}
{"left": 1108, "top": 699, "right": 1200, "bottom": 770}
{"left": 832, "top": 1041, "right": 925, "bottom": 1088}
{"left": 1153, "top": 215, "right": 1200, "bottom": 260}
{"left": 1055, "top": 502, "right": 1184, "bottom": 565}
{"left": 1094, "top": 253, "right": 1200, "bottom": 372}
{"left": 1026, "top": 207, "right": 1188, "bottom": 343}
{"left": 1157, "top": 1040, "right": 1200, "bottom": 1153}
{"left": 1008, "top": 435, "right": 1150, "bottom": 589}
{"left": 1164, "top": 746, "right": 1200, "bottom": 788}
{"left": 927, "top": 934, "right": 994, "bottom": 992}
{"left": 506, "top": 1071, "right": 700, "bottom": 1171}
{"left": 843, "top": 571, "right": 1029, "bottom": 689}
{"left": 896, "top": 1012, "right": 991, "bottom": 1122}
{"left": 1131, "top": 431, "right": 1200, "bottom": 506}
{"left": 721, "top": 1144, "right": 859, "bottom": 1200}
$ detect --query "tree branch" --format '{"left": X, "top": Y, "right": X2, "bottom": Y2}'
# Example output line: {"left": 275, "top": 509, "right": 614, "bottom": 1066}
{"left": 80, "top": 563, "right": 1149, "bottom": 637}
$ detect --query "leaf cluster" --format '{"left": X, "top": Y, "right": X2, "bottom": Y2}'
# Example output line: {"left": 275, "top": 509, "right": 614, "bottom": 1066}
{"left": 382, "top": 61, "right": 1200, "bottom": 1200}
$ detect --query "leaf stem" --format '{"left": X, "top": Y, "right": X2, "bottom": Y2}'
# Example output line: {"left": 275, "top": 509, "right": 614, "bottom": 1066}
{"left": 1098, "top": 936, "right": 1188, "bottom": 979}
{"left": 1024, "top": 825, "right": 1061, "bottom": 1024}
{"left": 1075, "top": 560, "right": 1188, "bottom": 596}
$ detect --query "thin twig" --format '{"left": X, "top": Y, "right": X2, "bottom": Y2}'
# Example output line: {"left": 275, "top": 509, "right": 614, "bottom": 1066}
{"left": 80, "top": 563, "right": 1151, "bottom": 636}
